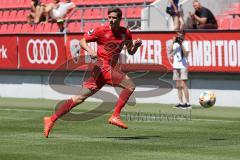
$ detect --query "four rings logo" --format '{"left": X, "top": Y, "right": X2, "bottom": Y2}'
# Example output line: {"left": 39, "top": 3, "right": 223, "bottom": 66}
{"left": 27, "top": 39, "right": 58, "bottom": 64}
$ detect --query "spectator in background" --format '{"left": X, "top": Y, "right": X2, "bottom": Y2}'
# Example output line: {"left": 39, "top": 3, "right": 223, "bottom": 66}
{"left": 189, "top": 0, "right": 218, "bottom": 29}
{"left": 167, "top": 0, "right": 185, "bottom": 31}
{"left": 168, "top": 31, "right": 191, "bottom": 109}
{"left": 27, "top": 0, "right": 46, "bottom": 24}
{"left": 44, "top": 0, "right": 75, "bottom": 22}
{"left": 43, "top": 0, "right": 76, "bottom": 31}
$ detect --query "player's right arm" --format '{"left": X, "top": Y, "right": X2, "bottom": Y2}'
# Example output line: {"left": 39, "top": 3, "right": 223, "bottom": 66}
{"left": 79, "top": 27, "right": 101, "bottom": 59}
{"left": 79, "top": 38, "right": 97, "bottom": 59}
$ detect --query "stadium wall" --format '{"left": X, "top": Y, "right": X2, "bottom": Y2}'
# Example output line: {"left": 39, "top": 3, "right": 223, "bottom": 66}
{"left": 0, "top": 31, "right": 240, "bottom": 107}
{"left": 0, "top": 71, "right": 240, "bottom": 107}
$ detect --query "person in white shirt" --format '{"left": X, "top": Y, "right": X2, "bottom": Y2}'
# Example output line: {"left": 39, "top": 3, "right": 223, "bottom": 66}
{"left": 169, "top": 31, "right": 191, "bottom": 109}
{"left": 44, "top": 0, "right": 75, "bottom": 21}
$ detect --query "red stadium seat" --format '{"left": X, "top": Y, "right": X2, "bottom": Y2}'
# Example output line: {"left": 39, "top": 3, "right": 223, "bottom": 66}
{"left": 21, "top": 23, "right": 35, "bottom": 33}
{"left": 24, "top": 9, "right": 31, "bottom": 21}
{"left": 9, "top": 10, "right": 18, "bottom": 21}
{"left": 0, "top": 0, "right": 10, "bottom": 9}
{"left": 83, "top": 22, "right": 94, "bottom": 32}
{"left": 230, "top": 3, "right": 240, "bottom": 9}
{"left": 0, "top": 10, "right": 3, "bottom": 20}
{"left": 0, "top": 24, "right": 8, "bottom": 33}
{"left": 2, "top": 10, "right": 10, "bottom": 22}
{"left": 92, "top": 8, "right": 104, "bottom": 19}
{"left": 218, "top": 17, "right": 230, "bottom": 29}
{"left": 20, "top": 0, "right": 31, "bottom": 8}
{"left": 7, "top": 24, "right": 15, "bottom": 33}
{"left": 82, "top": 9, "right": 93, "bottom": 19}
{"left": 14, "top": 23, "right": 23, "bottom": 33}
{"left": 126, "top": 7, "right": 142, "bottom": 18}
{"left": 50, "top": 23, "right": 59, "bottom": 32}
{"left": 34, "top": 23, "right": 45, "bottom": 32}
{"left": 67, "top": 22, "right": 81, "bottom": 32}
{"left": 70, "top": 9, "right": 82, "bottom": 20}
{"left": 71, "top": 0, "right": 81, "bottom": 5}
{"left": 43, "top": 23, "right": 53, "bottom": 32}
{"left": 17, "top": 10, "right": 27, "bottom": 22}
{"left": 230, "top": 17, "right": 240, "bottom": 30}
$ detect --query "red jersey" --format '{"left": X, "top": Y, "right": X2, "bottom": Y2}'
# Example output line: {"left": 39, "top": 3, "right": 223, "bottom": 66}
{"left": 84, "top": 25, "right": 132, "bottom": 67}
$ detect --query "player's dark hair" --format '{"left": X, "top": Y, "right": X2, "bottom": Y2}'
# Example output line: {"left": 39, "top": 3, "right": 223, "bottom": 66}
{"left": 108, "top": 7, "right": 122, "bottom": 19}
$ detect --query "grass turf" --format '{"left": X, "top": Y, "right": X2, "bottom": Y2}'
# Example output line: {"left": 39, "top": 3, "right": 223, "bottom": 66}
{"left": 0, "top": 98, "right": 239, "bottom": 160}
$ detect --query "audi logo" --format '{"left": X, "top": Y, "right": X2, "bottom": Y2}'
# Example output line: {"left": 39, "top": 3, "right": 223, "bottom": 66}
{"left": 27, "top": 39, "right": 58, "bottom": 64}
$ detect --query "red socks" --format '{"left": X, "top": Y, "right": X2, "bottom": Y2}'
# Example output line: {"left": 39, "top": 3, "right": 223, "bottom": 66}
{"left": 51, "top": 99, "right": 77, "bottom": 122}
{"left": 50, "top": 88, "right": 134, "bottom": 122}
{"left": 113, "top": 88, "right": 134, "bottom": 117}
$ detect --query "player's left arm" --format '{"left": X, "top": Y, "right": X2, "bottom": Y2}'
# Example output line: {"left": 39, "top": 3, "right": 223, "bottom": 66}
{"left": 126, "top": 38, "right": 142, "bottom": 55}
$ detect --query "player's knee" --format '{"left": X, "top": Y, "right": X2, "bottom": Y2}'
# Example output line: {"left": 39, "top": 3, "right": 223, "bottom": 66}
{"left": 127, "top": 86, "right": 135, "bottom": 93}
{"left": 72, "top": 95, "right": 87, "bottom": 103}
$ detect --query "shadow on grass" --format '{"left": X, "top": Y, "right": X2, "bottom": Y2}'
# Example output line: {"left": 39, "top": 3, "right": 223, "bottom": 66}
{"left": 99, "top": 135, "right": 162, "bottom": 140}
{"left": 209, "top": 138, "right": 226, "bottom": 141}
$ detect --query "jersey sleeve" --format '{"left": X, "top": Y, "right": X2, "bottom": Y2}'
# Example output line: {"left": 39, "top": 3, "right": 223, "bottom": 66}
{"left": 126, "top": 29, "right": 132, "bottom": 41}
{"left": 83, "top": 27, "right": 102, "bottom": 42}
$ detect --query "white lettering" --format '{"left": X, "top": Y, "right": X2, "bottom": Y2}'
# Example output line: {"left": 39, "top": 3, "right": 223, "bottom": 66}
{"left": 133, "top": 47, "right": 141, "bottom": 63}
{"left": 141, "top": 40, "right": 148, "bottom": 64}
{"left": 192, "top": 41, "right": 203, "bottom": 66}
{"left": 216, "top": 40, "right": 223, "bottom": 66}
{"left": 124, "top": 40, "right": 162, "bottom": 65}
{"left": 238, "top": 40, "right": 240, "bottom": 66}
{"left": 179, "top": 40, "right": 240, "bottom": 68}
{"left": 154, "top": 40, "right": 162, "bottom": 64}
{"left": 203, "top": 41, "right": 211, "bottom": 66}
{"left": 228, "top": 40, "right": 237, "bottom": 67}
{"left": 187, "top": 41, "right": 193, "bottom": 66}
{"left": 211, "top": 41, "right": 216, "bottom": 66}
{"left": 147, "top": 40, "right": 154, "bottom": 64}
{"left": 224, "top": 41, "right": 229, "bottom": 66}
{"left": 0, "top": 45, "right": 8, "bottom": 59}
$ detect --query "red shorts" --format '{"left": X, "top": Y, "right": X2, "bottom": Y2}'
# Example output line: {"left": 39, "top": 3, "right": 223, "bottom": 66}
{"left": 83, "top": 65, "right": 125, "bottom": 91}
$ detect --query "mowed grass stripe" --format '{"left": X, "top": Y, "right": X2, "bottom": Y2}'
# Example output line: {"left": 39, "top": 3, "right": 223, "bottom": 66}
{"left": 0, "top": 98, "right": 239, "bottom": 160}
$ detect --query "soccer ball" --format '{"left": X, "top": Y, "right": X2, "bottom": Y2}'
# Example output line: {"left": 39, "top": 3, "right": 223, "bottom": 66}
{"left": 199, "top": 91, "right": 216, "bottom": 108}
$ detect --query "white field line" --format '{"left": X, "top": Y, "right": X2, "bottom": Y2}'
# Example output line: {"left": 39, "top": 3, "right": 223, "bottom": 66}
{"left": 0, "top": 108, "right": 239, "bottom": 123}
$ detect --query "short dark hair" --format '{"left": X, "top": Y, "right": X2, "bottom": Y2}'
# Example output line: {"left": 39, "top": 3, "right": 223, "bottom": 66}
{"left": 108, "top": 7, "right": 122, "bottom": 19}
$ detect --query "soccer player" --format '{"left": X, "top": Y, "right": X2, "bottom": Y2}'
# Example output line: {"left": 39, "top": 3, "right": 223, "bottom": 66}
{"left": 43, "top": 7, "right": 142, "bottom": 138}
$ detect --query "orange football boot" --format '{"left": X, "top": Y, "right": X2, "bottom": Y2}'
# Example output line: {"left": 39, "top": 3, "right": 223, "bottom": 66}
{"left": 43, "top": 117, "right": 54, "bottom": 138}
{"left": 108, "top": 115, "right": 128, "bottom": 129}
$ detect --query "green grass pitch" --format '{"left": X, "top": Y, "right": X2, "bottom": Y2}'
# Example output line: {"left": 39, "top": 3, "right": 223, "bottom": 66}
{"left": 0, "top": 98, "right": 239, "bottom": 160}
